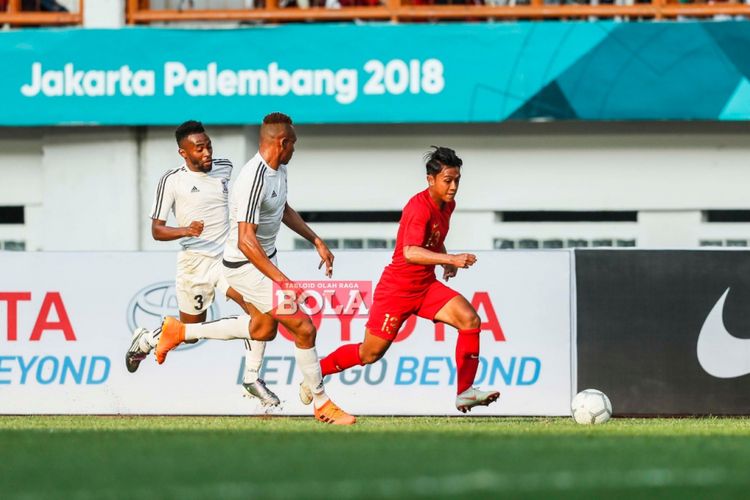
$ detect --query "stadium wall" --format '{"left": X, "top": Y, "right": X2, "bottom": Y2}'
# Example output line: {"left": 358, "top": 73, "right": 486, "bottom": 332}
{"left": 2, "top": 122, "right": 750, "bottom": 252}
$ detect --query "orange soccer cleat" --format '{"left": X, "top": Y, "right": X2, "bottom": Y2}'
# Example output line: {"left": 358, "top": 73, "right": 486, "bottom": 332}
{"left": 314, "top": 399, "right": 357, "bottom": 426}
{"left": 154, "top": 317, "right": 186, "bottom": 365}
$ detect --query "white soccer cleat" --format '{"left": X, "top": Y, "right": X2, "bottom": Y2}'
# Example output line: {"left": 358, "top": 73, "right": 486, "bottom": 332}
{"left": 242, "top": 379, "right": 281, "bottom": 407}
{"left": 299, "top": 381, "right": 313, "bottom": 406}
{"left": 456, "top": 387, "right": 500, "bottom": 413}
{"left": 125, "top": 327, "right": 152, "bottom": 373}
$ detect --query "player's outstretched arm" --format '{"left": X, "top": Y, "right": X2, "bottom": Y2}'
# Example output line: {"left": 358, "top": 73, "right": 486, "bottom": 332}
{"left": 282, "top": 203, "right": 334, "bottom": 277}
{"left": 238, "top": 221, "right": 291, "bottom": 284}
{"left": 151, "top": 219, "right": 203, "bottom": 241}
{"left": 403, "top": 245, "right": 477, "bottom": 269}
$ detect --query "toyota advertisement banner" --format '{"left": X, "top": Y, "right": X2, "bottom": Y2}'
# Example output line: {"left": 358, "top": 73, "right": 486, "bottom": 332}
{"left": 576, "top": 250, "right": 750, "bottom": 415}
{"left": 0, "top": 251, "right": 572, "bottom": 416}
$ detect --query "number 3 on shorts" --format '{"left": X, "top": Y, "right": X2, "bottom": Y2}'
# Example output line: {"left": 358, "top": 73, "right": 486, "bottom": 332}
{"left": 194, "top": 294, "right": 204, "bottom": 311}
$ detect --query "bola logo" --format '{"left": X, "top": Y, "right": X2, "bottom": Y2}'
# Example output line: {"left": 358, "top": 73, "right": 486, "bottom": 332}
{"left": 126, "top": 281, "right": 220, "bottom": 352}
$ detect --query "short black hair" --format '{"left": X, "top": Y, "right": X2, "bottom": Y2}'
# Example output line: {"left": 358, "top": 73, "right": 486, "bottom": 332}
{"left": 263, "top": 112, "right": 293, "bottom": 125}
{"left": 175, "top": 120, "right": 205, "bottom": 146}
{"left": 425, "top": 146, "right": 462, "bottom": 176}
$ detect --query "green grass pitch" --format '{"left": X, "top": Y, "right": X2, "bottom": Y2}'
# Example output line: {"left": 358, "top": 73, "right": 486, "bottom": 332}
{"left": 2, "top": 416, "right": 750, "bottom": 499}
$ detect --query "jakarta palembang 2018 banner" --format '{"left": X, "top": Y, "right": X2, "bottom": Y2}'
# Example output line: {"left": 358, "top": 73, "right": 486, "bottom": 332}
{"left": 2, "top": 21, "right": 750, "bottom": 125}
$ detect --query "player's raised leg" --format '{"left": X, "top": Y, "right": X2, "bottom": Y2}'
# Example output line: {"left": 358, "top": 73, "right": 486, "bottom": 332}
{"left": 152, "top": 278, "right": 253, "bottom": 364}
{"left": 433, "top": 293, "right": 500, "bottom": 413}
{"left": 128, "top": 210, "right": 265, "bottom": 371}
{"left": 154, "top": 314, "right": 252, "bottom": 364}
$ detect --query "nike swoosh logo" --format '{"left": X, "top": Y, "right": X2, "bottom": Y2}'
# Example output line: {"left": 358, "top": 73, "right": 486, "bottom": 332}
{"left": 697, "top": 287, "right": 750, "bottom": 378}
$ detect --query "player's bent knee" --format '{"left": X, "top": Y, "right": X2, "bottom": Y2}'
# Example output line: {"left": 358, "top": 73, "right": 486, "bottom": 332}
{"left": 459, "top": 313, "right": 481, "bottom": 331}
{"left": 294, "top": 318, "right": 317, "bottom": 344}
{"left": 468, "top": 313, "right": 481, "bottom": 330}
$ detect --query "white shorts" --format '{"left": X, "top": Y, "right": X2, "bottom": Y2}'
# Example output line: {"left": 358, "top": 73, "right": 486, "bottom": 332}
{"left": 223, "top": 255, "right": 277, "bottom": 314}
{"left": 175, "top": 251, "right": 229, "bottom": 315}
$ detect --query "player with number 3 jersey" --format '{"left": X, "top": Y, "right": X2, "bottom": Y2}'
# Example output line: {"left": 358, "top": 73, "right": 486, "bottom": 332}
{"left": 125, "top": 120, "right": 280, "bottom": 408}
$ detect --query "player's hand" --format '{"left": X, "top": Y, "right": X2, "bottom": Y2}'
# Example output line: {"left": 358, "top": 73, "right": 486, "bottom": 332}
{"left": 451, "top": 253, "right": 477, "bottom": 269}
{"left": 185, "top": 220, "right": 204, "bottom": 237}
{"left": 315, "top": 240, "right": 335, "bottom": 278}
{"left": 442, "top": 264, "right": 458, "bottom": 281}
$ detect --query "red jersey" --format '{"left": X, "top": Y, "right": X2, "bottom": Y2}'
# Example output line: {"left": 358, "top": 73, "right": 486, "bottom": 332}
{"left": 379, "top": 189, "right": 455, "bottom": 293}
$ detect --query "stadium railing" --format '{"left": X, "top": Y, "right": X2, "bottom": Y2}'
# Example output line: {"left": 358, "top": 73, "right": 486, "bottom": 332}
{"left": 126, "top": 0, "right": 750, "bottom": 24}
{"left": 0, "top": 0, "right": 83, "bottom": 26}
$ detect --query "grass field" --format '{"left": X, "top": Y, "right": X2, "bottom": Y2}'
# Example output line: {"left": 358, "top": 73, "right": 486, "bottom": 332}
{"left": 2, "top": 416, "right": 750, "bottom": 499}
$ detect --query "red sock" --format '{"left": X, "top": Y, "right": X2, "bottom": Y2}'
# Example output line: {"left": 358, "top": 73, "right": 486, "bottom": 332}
{"left": 456, "top": 328, "right": 480, "bottom": 394}
{"left": 320, "top": 343, "right": 363, "bottom": 376}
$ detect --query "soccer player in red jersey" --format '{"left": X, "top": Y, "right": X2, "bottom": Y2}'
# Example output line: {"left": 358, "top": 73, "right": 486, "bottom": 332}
{"left": 302, "top": 146, "right": 500, "bottom": 412}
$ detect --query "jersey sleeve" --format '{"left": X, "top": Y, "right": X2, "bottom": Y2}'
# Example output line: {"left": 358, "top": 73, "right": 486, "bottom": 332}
{"left": 150, "top": 170, "right": 177, "bottom": 221}
{"left": 239, "top": 168, "right": 268, "bottom": 224}
{"left": 400, "top": 200, "right": 430, "bottom": 247}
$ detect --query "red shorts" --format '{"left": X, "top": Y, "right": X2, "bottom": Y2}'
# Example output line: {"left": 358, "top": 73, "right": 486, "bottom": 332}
{"left": 365, "top": 279, "right": 460, "bottom": 341}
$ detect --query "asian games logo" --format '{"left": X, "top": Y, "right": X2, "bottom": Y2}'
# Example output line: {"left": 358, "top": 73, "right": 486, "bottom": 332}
{"left": 126, "top": 281, "right": 220, "bottom": 351}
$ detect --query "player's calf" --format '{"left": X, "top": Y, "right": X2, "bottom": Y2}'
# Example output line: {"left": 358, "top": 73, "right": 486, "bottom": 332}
{"left": 359, "top": 344, "right": 387, "bottom": 365}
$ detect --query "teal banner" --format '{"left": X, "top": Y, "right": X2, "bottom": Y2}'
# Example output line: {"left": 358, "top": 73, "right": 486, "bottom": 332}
{"left": 2, "top": 22, "right": 750, "bottom": 125}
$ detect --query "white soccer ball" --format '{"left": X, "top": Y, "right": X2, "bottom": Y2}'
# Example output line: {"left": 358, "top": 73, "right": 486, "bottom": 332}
{"left": 571, "top": 389, "right": 612, "bottom": 425}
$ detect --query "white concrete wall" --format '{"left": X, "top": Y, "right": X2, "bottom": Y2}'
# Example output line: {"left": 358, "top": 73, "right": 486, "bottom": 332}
{"left": 83, "top": 0, "right": 125, "bottom": 28}
{"left": 39, "top": 128, "right": 139, "bottom": 250}
{"left": 290, "top": 122, "right": 750, "bottom": 212}
{"left": 2, "top": 122, "right": 750, "bottom": 252}
{"left": 0, "top": 130, "right": 43, "bottom": 250}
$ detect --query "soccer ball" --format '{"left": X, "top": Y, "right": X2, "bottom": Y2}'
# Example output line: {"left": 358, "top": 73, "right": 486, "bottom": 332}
{"left": 571, "top": 389, "right": 612, "bottom": 425}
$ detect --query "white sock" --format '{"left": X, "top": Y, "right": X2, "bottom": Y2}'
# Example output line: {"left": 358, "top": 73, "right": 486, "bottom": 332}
{"left": 295, "top": 346, "right": 329, "bottom": 408}
{"left": 184, "top": 315, "right": 251, "bottom": 341}
{"left": 242, "top": 339, "right": 266, "bottom": 384}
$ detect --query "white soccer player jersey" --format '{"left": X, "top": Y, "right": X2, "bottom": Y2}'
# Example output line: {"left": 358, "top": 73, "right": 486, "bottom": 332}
{"left": 224, "top": 152, "right": 287, "bottom": 262}
{"left": 150, "top": 158, "right": 232, "bottom": 257}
